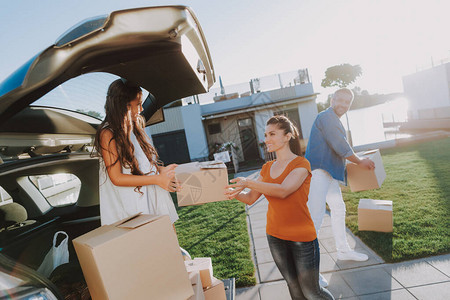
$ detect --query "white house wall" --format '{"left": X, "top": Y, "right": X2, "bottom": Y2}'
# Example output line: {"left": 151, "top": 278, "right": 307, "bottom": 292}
{"left": 149, "top": 106, "right": 184, "bottom": 134}
{"left": 254, "top": 109, "right": 273, "bottom": 158}
{"left": 297, "top": 100, "right": 318, "bottom": 140}
{"left": 402, "top": 62, "right": 450, "bottom": 119}
{"left": 181, "top": 104, "right": 209, "bottom": 160}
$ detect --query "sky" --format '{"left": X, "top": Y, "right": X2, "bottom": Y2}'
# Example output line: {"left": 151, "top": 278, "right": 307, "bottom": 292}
{"left": 0, "top": 0, "right": 449, "bottom": 103}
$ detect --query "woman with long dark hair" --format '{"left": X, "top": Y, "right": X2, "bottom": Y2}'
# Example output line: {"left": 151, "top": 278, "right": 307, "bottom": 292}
{"left": 93, "top": 79, "right": 179, "bottom": 226}
{"left": 225, "top": 115, "right": 334, "bottom": 299}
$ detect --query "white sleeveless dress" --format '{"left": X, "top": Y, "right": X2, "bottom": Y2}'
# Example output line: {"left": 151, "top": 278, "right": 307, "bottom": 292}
{"left": 99, "top": 131, "right": 179, "bottom": 225}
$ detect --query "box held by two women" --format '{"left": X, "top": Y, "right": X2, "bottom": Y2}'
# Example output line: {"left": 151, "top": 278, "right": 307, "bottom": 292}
{"left": 358, "top": 199, "right": 393, "bottom": 232}
{"left": 176, "top": 161, "right": 228, "bottom": 206}
{"left": 347, "top": 149, "right": 386, "bottom": 192}
{"left": 73, "top": 214, "right": 193, "bottom": 300}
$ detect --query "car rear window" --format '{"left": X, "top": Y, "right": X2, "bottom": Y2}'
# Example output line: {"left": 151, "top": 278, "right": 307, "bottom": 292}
{"left": 31, "top": 72, "right": 150, "bottom": 120}
{"left": 28, "top": 174, "right": 81, "bottom": 207}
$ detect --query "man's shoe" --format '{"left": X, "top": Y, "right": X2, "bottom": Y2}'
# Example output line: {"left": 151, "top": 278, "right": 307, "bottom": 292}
{"left": 337, "top": 250, "right": 368, "bottom": 261}
{"left": 319, "top": 273, "right": 329, "bottom": 288}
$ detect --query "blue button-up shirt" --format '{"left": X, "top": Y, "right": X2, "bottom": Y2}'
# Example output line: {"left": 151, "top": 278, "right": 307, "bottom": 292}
{"left": 305, "top": 107, "right": 354, "bottom": 182}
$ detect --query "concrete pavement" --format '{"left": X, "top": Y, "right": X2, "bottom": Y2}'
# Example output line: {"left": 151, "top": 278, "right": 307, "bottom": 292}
{"left": 234, "top": 170, "right": 450, "bottom": 300}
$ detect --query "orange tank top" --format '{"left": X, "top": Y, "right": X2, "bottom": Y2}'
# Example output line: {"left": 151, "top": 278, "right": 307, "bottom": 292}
{"left": 260, "top": 156, "right": 317, "bottom": 242}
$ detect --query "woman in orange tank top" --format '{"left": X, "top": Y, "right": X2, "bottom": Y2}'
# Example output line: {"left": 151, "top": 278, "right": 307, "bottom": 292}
{"left": 225, "top": 115, "right": 334, "bottom": 300}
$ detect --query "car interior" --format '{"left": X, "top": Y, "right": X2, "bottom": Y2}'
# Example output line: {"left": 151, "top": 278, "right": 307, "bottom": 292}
{"left": 0, "top": 153, "right": 100, "bottom": 269}
{"left": 0, "top": 5, "right": 215, "bottom": 298}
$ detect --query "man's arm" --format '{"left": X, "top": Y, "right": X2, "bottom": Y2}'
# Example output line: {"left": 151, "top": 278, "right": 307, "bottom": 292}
{"left": 317, "top": 115, "right": 375, "bottom": 170}
{"left": 317, "top": 115, "right": 354, "bottom": 158}
{"left": 346, "top": 154, "right": 375, "bottom": 169}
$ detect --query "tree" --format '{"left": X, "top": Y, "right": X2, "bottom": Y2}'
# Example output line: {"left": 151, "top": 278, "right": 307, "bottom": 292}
{"left": 321, "top": 64, "right": 362, "bottom": 88}
{"left": 321, "top": 63, "right": 362, "bottom": 147}
{"left": 76, "top": 109, "right": 103, "bottom": 119}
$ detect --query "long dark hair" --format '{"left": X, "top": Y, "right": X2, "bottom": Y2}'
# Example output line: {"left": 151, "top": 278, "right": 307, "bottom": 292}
{"left": 266, "top": 115, "right": 302, "bottom": 156}
{"left": 93, "top": 79, "right": 160, "bottom": 192}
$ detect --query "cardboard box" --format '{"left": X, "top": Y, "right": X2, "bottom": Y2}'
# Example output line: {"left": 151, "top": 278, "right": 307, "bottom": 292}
{"left": 188, "top": 271, "right": 205, "bottom": 300}
{"left": 185, "top": 257, "right": 213, "bottom": 288}
{"left": 358, "top": 199, "right": 393, "bottom": 232}
{"left": 203, "top": 277, "right": 226, "bottom": 300}
{"left": 347, "top": 149, "right": 386, "bottom": 192}
{"left": 176, "top": 161, "right": 228, "bottom": 206}
{"left": 73, "top": 214, "right": 193, "bottom": 300}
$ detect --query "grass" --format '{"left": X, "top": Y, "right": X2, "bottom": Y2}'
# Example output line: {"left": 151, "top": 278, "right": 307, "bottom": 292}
{"left": 171, "top": 174, "right": 256, "bottom": 288}
{"left": 342, "top": 137, "right": 450, "bottom": 262}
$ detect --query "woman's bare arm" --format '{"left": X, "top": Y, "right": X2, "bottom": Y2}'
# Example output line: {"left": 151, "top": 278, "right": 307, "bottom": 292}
{"left": 100, "top": 129, "right": 177, "bottom": 191}
{"left": 229, "top": 168, "right": 309, "bottom": 199}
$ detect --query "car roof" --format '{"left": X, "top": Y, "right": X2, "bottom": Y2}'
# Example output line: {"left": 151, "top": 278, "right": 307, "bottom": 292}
{"left": 0, "top": 5, "right": 215, "bottom": 126}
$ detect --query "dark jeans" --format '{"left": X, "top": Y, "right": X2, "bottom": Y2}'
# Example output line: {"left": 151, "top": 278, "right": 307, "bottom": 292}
{"left": 267, "top": 235, "right": 334, "bottom": 300}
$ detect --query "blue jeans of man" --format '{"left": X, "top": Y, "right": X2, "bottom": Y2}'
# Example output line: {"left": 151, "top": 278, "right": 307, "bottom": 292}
{"left": 267, "top": 235, "right": 334, "bottom": 300}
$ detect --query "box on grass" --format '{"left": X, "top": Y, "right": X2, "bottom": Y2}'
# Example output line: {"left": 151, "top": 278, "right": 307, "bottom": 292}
{"left": 73, "top": 214, "right": 193, "bottom": 300}
{"left": 185, "top": 257, "right": 213, "bottom": 288}
{"left": 203, "top": 277, "right": 226, "bottom": 300}
{"left": 188, "top": 271, "right": 205, "bottom": 300}
{"left": 358, "top": 199, "right": 393, "bottom": 232}
{"left": 347, "top": 149, "right": 386, "bottom": 192}
{"left": 175, "top": 161, "right": 228, "bottom": 206}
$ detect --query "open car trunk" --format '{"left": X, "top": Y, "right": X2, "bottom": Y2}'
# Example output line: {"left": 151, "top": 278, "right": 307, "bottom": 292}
{"left": 0, "top": 5, "right": 215, "bottom": 298}
{"left": 0, "top": 5, "right": 215, "bottom": 159}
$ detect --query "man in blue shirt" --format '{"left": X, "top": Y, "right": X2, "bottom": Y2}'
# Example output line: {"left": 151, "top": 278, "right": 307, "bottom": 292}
{"left": 305, "top": 88, "right": 375, "bottom": 287}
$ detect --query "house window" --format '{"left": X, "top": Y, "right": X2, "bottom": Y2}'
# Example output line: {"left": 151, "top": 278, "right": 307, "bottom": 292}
{"left": 208, "top": 123, "right": 221, "bottom": 135}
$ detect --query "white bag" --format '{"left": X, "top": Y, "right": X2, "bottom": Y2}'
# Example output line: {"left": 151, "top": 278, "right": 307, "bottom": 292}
{"left": 37, "top": 231, "right": 69, "bottom": 277}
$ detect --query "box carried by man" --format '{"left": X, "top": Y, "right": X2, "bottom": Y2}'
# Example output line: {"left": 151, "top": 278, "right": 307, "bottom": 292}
{"left": 358, "top": 199, "right": 393, "bottom": 232}
{"left": 347, "top": 149, "right": 386, "bottom": 192}
{"left": 175, "top": 161, "right": 229, "bottom": 206}
{"left": 73, "top": 214, "right": 193, "bottom": 300}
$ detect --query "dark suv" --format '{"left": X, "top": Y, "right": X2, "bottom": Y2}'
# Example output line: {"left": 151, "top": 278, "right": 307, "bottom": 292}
{"left": 0, "top": 6, "right": 214, "bottom": 299}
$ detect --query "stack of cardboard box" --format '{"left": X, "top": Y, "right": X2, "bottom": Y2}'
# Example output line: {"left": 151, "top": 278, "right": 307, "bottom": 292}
{"left": 72, "top": 160, "right": 231, "bottom": 299}
{"left": 73, "top": 214, "right": 194, "bottom": 299}
{"left": 347, "top": 149, "right": 393, "bottom": 232}
{"left": 185, "top": 257, "right": 227, "bottom": 300}
{"left": 73, "top": 214, "right": 228, "bottom": 299}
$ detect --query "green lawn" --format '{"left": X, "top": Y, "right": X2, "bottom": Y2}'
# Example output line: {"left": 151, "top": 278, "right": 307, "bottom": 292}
{"left": 342, "top": 137, "right": 450, "bottom": 262}
{"left": 171, "top": 185, "right": 256, "bottom": 287}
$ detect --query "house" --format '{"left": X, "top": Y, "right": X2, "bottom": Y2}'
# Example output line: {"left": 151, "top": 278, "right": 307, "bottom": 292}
{"left": 145, "top": 70, "right": 319, "bottom": 165}
{"left": 402, "top": 61, "right": 450, "bottom": 129}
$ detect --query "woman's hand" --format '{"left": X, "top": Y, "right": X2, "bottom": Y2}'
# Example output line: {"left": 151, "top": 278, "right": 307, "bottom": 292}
{"left": 157, "top": 164, "right": 180, "bottom": 192}
{"left": 167, "top": 179, "right": 182, "bottom": 192}
{"left": 224, "top": 177, "right": 248, "bottom": 200}
{"left": 158, "top": 164, "right": 178, "bottom": 177}
{"left": 229, "top": 177, "right": 249, "bottom": 188}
